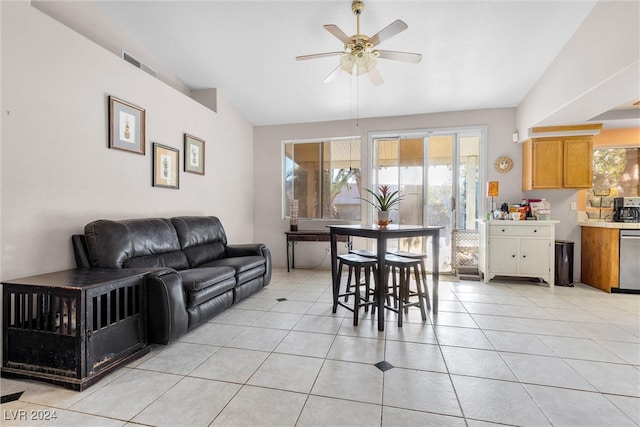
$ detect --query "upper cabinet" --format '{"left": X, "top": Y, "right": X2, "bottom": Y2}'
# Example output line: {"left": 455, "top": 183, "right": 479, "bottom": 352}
{"left": 563, "top": 137, "right": 594, "bottom": 188}
{"left": 521, "top": 124, "right": 601, "bottom": 191}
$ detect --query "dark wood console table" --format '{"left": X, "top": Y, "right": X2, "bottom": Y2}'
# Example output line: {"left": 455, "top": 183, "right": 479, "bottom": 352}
{"left": 285, "top": 230, "right": 350, "bottom": 272}
{"left": 2, "top": 269, "right": 150, "bottom": 390}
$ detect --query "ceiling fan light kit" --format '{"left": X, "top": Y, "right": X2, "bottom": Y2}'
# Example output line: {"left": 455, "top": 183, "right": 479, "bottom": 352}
{"left": 296, "top": 0, "right": 422, "bottom": 85}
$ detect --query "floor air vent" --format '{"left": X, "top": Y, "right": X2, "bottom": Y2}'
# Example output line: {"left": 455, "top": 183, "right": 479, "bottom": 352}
{"left": 122, "top": 51, "right": 157, "bottom": 78}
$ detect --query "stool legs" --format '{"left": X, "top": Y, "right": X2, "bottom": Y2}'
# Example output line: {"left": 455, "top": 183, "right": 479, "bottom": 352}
{"left": 412, "top": 264, "right": 428, "bottom": 321}
{"left": 385, "top": 263, "right": 427, "bottom": 327}
{"left": 332, "top": 260, "right": 344, "bottom": 314}
{"left": 417, "top": 259, "right": 431, "bottom": 310}
{"left": 333, "top": 258, "right": 376, "bottom": 326}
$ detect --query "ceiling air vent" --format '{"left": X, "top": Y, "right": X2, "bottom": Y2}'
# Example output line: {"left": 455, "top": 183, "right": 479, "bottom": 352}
{"left": 122, "top": 51, "right": 157, "bottom": 78}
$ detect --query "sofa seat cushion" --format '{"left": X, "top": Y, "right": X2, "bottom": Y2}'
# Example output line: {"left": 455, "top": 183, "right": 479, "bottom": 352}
{"left": 202, "top": 255, "right": 264, "bottom": 272}
{"left": 179, "top": 267, "right": 236, "bottom": 292}
{"left": 124, "top": 251, "right": 189, "bottom": 269}
{"left": 179, "top": 267, "right": 236, "bottom": 308}
{"left": 201, "top": 256, "right": 266, "bottom": 285}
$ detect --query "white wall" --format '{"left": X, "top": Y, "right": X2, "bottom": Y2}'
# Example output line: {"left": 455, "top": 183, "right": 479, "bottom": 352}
{"left": 0, "top": 2, "right": 255, "bottom": 280}
{"left": 254, "top": 108, "right": 518, "bottom": 269}
{"left": 517, "top": 0, "right": 640, "bottom": 134}
{"left": 514, "top": 1, "right": 640, "bottom": 281}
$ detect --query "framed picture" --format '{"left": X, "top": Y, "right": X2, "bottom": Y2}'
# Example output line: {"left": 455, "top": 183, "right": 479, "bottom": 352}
{"left": 184, "top": 134, "right": 205, "bottom": 175}
{"left": 108, "top": 96, "right": 145, "bottom": 155}
{"left": 152, "top": 143, "right": 179, "bottom": 189}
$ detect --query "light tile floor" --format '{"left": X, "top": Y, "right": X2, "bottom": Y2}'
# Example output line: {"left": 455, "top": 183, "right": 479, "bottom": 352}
{"left": 1, "top": 267, "right": 639, "bottom": 426}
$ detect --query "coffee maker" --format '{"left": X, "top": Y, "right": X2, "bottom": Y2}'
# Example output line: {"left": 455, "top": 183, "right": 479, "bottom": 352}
{"left": 613, "top": 197, "right": 640, "bottom": 223}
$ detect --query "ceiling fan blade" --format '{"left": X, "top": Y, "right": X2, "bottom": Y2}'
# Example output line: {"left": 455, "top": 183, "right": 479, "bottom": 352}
{"left": 376, "top": 49, "right": 422, "bottom": 64}
{"left": 368, "top": 19, "right": 408, "bottom": 47}
{"left": 323, "top": 24, "right": 353, "bottom": 45}
{"left": 296, "top": 52, "right": 342, "bottom": 61}
{"left": 368, "top": 67, "right": 384, "bottom": 86}
{"left": 323, "top": 64, "right": 342, "bottom": 83}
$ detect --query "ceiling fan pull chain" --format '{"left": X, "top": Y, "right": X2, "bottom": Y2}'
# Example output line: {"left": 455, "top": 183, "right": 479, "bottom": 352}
{"left": 356, "top": 75, "right": 360, "bottom": 127}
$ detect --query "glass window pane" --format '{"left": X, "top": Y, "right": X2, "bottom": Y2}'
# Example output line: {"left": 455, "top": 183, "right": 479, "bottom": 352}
{"left": 427, "top": 135, "right": 453, "bottom": 228}
{"left": 283, "top": 138, "right": 361, "bottom": 220}
{"left": 458, "top": 135, "right": 480, "bottom": 230}
{"left": 376, "top": 139, "right": 401, "bottom": 224}
{"left": 324, "top": 139, "right": 361, "bottom": 220}
{"left": 586, "top": 147, "right": 639, "bottom": 220}
{"left": 592, "top": 147, "right": 639, "bottom": 197}
{"left": 399, "top": 138, "right": 423, "bottom": 226}
{"left": 293, "top": 142, "right": 320, "bottom": 218}
{"left": 284, "top": 143, "right": 294, "bottom": 216}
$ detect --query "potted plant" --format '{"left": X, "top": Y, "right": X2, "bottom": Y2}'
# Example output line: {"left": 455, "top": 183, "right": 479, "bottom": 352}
{"left": 359, "top": 185, "right": 404, "bottom": 226}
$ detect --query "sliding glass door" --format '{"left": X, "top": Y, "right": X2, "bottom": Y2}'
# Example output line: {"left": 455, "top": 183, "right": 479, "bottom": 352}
{"left": 371, "top": 129, "right": 483, "bottom": 272}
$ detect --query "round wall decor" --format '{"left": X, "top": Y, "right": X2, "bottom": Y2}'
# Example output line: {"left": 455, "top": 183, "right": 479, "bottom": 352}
{"left": 495, "top": 155, "right": 513, "bottom": 173}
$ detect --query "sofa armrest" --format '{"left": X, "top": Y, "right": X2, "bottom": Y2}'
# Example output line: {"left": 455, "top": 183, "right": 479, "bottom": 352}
{"left": 226, "top": 244, "right": 271, "bottom": 286}
{"left": 146, "top": 268, "right": 189, "bottom": 345}
{"left": 226, "top": 243, "right": 266, "bottom": 257}
{"left": 261, "top": 247, "right": 272, "bottom": 286}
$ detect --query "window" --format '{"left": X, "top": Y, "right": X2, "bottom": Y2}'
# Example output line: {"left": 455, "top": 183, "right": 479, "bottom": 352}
{"left": 284, "top": 138, "right": 361, "bottom": 220}
{"left": 591, "top": 147, "right": 639, "bottom": 197}
{"left": 584, "top": 146, "right": 639, "bottom": 220}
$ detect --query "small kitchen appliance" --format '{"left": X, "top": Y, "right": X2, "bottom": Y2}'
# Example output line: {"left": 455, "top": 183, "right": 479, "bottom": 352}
{"left": 613, "top": 197, "right": 640, "bottom": 223}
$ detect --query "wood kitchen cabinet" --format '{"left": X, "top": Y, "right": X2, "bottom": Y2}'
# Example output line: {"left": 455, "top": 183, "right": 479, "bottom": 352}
{"left": 478, "top": 220, "right": 558, "bottom": 286}
{"left": 522, "top": 136, "right": 593, "bottom": 190}
{"left": 580, "top": 225, "right": 620, "bottom": 293}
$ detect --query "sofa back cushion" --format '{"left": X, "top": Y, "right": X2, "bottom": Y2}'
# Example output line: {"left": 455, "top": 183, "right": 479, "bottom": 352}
{"left": 84, "top": 218, "right": 189, "bottom": 269}
{"left": 171, "top": 216, "right": 227, "bottom": 267}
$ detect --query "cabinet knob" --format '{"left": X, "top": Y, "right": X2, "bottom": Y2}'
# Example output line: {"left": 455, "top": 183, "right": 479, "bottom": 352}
{"left": 502, "top": 229, "right": 505, "bottom": 232}
{"left": 533, "top": 229, "right": 538, "bottom": 233}
{"left": 512, "top": 255, "right": 516, "bottom": 258}
{"left": 523, "top": 255, "right": 527, "bottom": 258}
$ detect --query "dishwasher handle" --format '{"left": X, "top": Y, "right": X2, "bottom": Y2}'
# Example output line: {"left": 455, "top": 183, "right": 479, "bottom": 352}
{"left": 620, "top": 230, "right": 640, "bottom": 238}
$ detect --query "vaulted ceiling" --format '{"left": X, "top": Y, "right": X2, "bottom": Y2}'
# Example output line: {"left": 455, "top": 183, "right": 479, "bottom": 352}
{"left": 35, "top": 1, "right": 638, "bottom": 127}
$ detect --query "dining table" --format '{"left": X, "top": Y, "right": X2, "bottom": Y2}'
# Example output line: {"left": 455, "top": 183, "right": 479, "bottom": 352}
{"left": 329, "top": 224, "right": 444, "bottom": 331}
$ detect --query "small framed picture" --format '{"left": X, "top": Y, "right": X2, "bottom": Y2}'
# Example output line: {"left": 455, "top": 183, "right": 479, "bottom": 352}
{"left": 184, "top": 134, "right": 205, "bottom": 175}
{"left": 108, "top": 96, "right": 145, "bottom": 155}
{"left": 152, "top": 143, "right": 179, "bottom": 189}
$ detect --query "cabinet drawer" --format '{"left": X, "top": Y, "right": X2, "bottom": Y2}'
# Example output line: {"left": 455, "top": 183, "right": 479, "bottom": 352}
{"left": 489, "top": 225, "right": 550, "bottom": 237}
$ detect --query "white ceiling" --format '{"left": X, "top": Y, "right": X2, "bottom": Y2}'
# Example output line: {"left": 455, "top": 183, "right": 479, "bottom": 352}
{"left": 38, "top": 1, "right": 605, "bottom": 126}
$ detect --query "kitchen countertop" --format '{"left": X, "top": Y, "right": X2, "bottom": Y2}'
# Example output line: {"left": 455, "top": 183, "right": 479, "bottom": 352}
{"left": 578, "top": 221, "right": 640, "bottom": 229}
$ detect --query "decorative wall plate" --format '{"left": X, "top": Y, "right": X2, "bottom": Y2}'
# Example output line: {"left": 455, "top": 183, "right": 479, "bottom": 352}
{"left": 495, "top": 155, "right": 513, "bottom": 173}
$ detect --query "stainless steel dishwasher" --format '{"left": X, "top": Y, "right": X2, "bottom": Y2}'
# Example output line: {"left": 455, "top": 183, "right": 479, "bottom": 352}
{"left": 619, "top": 230, "right": 640, "bottom": 292}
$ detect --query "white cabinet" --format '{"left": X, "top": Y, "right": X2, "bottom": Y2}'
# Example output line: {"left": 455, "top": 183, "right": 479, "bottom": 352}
{"left": 478, "top": 220, "right": 558, "bottom": 286}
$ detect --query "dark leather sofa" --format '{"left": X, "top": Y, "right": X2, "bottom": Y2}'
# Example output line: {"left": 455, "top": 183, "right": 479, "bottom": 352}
{"left": 72, "top": 216, "right": 271, "bottom": 344}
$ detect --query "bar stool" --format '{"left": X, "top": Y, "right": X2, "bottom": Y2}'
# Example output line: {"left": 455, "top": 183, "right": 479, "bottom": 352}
{"left": 349, "top": 249, "right": 377, "bottom": 258}
{"left": 383, "top": 254, "right": 427, "bottom": 327}
{"left": 386, "top": 250, "right": 431, "bottom": 310}
{"left": 333, "top": 253, "right": 377, "bottom": 326}
{"left": 346, "top": 249, "right": 377, "bottom": 300}
{"left": 351, "top": 249, "right": 398, "bottom": 314}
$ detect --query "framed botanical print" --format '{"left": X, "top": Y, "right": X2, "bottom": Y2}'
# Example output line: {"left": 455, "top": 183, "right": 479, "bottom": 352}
{"left": 109, "top": 96, "right": 145, "bottom": 154}
{"left": 152, "top": 143, "right": 179, "bottom": 189}
{"left": 184, "top": 134, "right": 205, "bottom": 175}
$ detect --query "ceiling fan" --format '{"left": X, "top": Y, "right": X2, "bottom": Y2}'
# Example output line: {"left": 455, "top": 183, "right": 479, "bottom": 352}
{"left": 296, "top": 0, "right": 422, "bottom": 86}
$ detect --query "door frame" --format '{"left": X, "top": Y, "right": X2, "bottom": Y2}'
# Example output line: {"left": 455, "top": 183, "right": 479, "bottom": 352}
{"left": 367, "top": 126, "right": 488, "bottom": 271}
{"left": 368, "top": 126, "right": 488, "bottom": 226}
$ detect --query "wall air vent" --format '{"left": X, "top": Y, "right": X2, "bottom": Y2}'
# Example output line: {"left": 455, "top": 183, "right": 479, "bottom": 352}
{"left": 122, "top": 51, "right": 157, "bottom": 78}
